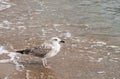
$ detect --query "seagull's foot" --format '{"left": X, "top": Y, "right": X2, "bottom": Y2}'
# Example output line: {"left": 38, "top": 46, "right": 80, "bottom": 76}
{"left": 43, "top": 62, "right": 51, "bottom": 68}
{"left": 43, "top": 65, "right": 51, "bottom": 68}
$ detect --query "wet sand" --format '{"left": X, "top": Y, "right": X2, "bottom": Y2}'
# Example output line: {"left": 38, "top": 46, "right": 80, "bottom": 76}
{"left": 0, "top": 0, "right": 120, "bottom": 79}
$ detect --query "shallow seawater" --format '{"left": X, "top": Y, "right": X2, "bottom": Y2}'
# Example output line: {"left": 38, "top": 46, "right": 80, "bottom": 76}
{"left": 0, "top": 0, "right": 120, "bottom": 79}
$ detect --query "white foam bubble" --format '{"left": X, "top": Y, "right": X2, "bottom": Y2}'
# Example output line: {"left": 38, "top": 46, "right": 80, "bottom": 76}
{"left": 53, "top": 24, "right": 61, "bottom": 27}
{"left": 88, "top": 56, "right": 95, "bottom": 62}
{"left": 91, "top": 41, "right": 106, "bottom": 47}
{"left": 64, "top": 32, "right": 72, "bottom": 38}
{"left": 17, "top": 26, "right": 26, "bottom": 30}
{"left": 88, "top": 56, "right": 103, "bottom": 62}
{"left": 109, "top": 59, "right": 118, "bottom": 62}
{"left": 0, "top": 59, "right": 10, "bottom": 63}
{"left": 0, "top": 0, "right": 15, "bottom": 11}
{"left": 97, "top": 58, "right": 103, "bottom": 62}
{"left": 8, "top": 52, "right": 24, "bottom": 70}
{"left": 0, "top": 46, "right": 24, "bottom": 71}
{"left": 0, "top": 46, "right": 9, "bottom": 54}
{"left": 71, "top": 44, "right": 77, "bottom": 48}
{"left": 8, "top": 52, "right": 17, "bottom": 61}
{"left": 53, "top": 24, "right": 62, "bottom": 32}
{"left": 97, "top": 71, "right": 105, "bottom": 74}
{"left": 41, "top": 28, "right": 46, "bottom": 36}
{"left": 95, "top": 41, "right": 106, "bottom": 46}
{"left": 0, "top": 4, "right": 12, "bottom": 11}
{"left": 107, "top": 45, "right": 119, "bottom": 49}
{"left": 3, "top": 20, "right": 12, "bottom": 25}
{"left": 109, "top": 57, "right": 119, "bottom": 63}
{"left": 87, "top": 51, "right": 96, "bottom": 54}
{"left": 0, "top": 20, "right": 12, "bottom": 29}
{"left": 111, "top": 58, "right": 120, "bottom": 60}
{"left": 107, "top": 45, "right": 120, "bottom": 53}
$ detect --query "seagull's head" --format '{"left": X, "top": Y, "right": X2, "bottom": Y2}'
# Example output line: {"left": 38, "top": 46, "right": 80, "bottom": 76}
{"left": 50, "top": 37, "right": 65, "bottom": 44}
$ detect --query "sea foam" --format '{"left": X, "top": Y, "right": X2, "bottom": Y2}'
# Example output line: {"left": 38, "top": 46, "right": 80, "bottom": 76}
{"left": 0, "top": 46, "right": 24, "bottom": 70}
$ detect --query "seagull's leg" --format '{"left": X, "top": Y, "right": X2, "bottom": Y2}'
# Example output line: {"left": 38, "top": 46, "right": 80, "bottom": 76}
{"left": 42, "top": 58, "right": 51, "bottom": 68}
{"left": 42, "top": 58, "right": 47, "bottom": 67}
{"left": 44, "top": 58, "right": 47, "bottom": 66}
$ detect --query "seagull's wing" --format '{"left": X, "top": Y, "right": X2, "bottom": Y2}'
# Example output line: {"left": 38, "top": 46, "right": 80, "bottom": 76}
{"left": 16, "top": 43, "right": 53, "bottom": 58}
{"left": 30, "top": 43, "right": 52, "bottom": 58}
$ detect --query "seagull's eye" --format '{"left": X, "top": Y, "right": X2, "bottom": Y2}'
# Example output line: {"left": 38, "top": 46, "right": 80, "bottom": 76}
{"left": 54, "top": 39, "right": 58, "bottom": 41}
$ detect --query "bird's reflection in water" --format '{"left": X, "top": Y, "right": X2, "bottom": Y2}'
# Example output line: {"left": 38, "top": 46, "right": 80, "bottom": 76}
{"left": 24, "top": 63, "right": 59, "bottom": 79}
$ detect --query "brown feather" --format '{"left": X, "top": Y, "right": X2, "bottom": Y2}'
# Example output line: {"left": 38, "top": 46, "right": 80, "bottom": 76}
{"left": 16, "top": 43, "right": 52, "bottom": 58}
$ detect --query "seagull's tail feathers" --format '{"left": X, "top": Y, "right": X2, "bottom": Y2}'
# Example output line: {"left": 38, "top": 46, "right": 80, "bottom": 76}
{"left": 16, "top": 49, "right": 31, "bottom": 54}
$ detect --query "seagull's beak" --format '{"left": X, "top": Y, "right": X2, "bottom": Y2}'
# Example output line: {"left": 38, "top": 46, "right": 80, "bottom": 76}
{"left": 60, "top": 40, "right": 65, "bottom": 43}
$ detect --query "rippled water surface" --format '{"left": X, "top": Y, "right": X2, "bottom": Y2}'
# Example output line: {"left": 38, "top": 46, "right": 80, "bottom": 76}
{"left": 0, "top": 0, "right": 120, "bottom": 79}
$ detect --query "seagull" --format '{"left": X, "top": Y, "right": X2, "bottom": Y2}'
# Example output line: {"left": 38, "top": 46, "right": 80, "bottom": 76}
{"left": 16, "top": 37, "right": 65, "bottom": 67}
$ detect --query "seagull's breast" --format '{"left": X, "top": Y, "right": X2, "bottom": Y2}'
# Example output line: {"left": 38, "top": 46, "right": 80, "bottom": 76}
{"left": 45, "top": 44, "right": 60, "bottom": 58}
